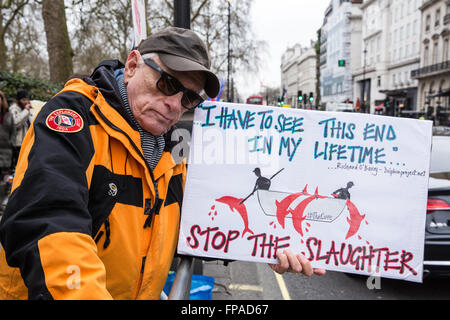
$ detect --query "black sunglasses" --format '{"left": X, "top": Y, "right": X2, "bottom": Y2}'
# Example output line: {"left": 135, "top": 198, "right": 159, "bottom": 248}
{"left": 143, "top": 58, "right": 206, "bottom": 110}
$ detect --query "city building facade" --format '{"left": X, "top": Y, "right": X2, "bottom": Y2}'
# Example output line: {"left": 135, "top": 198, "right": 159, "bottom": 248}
{"left": 353, "top": 0, "right": 390, "bottom": 114}
{"left": 281, "top": 43, "right": 317, "bottom": 108}
{"left": 353, "top": 0, "right": 422, "bottom": 115}
{"left": 320, "top": 0, "right": 363, "bottom": 108}
{"left": 384, "top": 0, "right": 422, "bottom": 116}
{"left": 412, "top": 0, "right": 450, "bottom": 125}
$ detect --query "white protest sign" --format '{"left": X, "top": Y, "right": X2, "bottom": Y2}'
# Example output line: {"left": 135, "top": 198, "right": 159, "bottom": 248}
{"left": 131, "top": 0, "right": 147, "bottom": 47}
{"left": 178, "top": 101, "right": 433, "bottom": 282}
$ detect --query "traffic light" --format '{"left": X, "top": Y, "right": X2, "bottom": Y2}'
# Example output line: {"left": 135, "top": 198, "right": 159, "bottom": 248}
{"left": 384, "top": 98, "right": 390, "bottom": 107}
{"left": 338, "top": 59, "right": 346, "bottom": 67}
{"left": 298, "top": 90, "right": 303, "bottom": 102}
{"left": 309, "top": 92, "right": 314, "bottom": 103}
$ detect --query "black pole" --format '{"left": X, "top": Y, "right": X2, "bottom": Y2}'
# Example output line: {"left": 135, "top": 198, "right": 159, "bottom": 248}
{"left": 174, "top": 0, "right": 191, "bottom": 29}
{"left": 362, "top": 47, "right": 367, "bottom": 113}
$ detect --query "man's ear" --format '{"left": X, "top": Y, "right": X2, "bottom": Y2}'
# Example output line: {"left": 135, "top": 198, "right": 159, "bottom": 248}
{"left": 124, "top": 50, "right": 141, "bottom": 84}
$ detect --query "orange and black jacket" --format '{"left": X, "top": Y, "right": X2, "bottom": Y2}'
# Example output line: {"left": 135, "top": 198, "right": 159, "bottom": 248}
{"left": 0, "top": 60, "right": 186, "bottom": 299}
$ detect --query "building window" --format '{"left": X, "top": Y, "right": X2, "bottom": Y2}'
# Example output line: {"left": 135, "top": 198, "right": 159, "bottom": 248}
{"left": 435, "top": 9, "right": 441, "bottom": 27}
{"left": 433, "top": 42, "right": 439, "bottom": 64}
{"left": 426, "top": 15, "right": 431, "bottom": 32}
{"left": 377, "top": 76, "right": 381, "bottom": 87}
{"left": 444, "top": 39, "right": 449, "bottom": 61}
{"left": 424, "top": 45, "right": 429, "bottom": 65}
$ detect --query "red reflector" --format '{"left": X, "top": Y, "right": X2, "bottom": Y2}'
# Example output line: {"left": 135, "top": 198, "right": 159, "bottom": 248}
{"left": 427, "top": 199, "right": 450, "bottom": 213}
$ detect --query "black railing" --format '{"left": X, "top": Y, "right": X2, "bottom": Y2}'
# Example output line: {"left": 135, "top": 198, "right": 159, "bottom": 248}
{"left": 411, "top": 60, "right": 450, "bottom": 78}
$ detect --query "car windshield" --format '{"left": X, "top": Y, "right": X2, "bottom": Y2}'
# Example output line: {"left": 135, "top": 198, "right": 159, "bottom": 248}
{"left": 430, "top": 136, "right": 450, "bottom": 181}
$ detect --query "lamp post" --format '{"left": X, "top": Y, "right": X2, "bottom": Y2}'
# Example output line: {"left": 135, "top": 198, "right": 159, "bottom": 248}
{"left": 362, "top": 47, "right": 368, "bottom": 113}
{"left": 174, "top": 0, "right": 190, "bottom": 29}
{"left": 227, "top": 0, "right": 232, "bottom": 102}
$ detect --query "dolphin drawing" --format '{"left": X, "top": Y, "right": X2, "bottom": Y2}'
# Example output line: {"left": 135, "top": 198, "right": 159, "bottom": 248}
{"left": 275, "top": 192, "right": 304, "bottom": 228}
{"left": 345, "top": 199, "right": 366, "bottom": 239}
{"left": 216, "top": 196, "right": 254, "bottom": 237}
{"left": 288, "top": 195, "right": 316, "bottom": 236}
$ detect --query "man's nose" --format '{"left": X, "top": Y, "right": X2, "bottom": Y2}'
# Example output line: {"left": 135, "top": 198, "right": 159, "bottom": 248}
{"left": 165, "top": 92, "right": 184, "bottom": 112}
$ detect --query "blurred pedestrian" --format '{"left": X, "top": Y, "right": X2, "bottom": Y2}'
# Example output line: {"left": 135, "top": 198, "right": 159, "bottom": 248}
{"left": 0, "top": 91, "right": 14, "bottom": 169}
{"left": 8, "top": 89, "right": 32, "bottom": 168}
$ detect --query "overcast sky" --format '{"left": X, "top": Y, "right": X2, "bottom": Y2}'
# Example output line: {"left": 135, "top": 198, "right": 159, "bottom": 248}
{"left": 236, "top": 0, "right": 331, "bottom": 99}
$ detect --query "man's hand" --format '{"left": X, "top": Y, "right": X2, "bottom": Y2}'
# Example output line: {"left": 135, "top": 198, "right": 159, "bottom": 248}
{"left": 269, "top": 250, "right": 326, "bottom": 276}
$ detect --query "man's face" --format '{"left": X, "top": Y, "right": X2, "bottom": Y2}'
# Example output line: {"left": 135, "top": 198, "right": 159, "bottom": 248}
{"left": 18, "top": 98, "right": 30, "bottom": 109}
{"left": 124, "top": 51, "right": 206, "bottom": 136}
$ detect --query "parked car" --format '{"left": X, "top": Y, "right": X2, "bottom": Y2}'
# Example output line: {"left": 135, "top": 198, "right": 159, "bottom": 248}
{"left": 424, "top": 135, "right": 450, "bottom": 278}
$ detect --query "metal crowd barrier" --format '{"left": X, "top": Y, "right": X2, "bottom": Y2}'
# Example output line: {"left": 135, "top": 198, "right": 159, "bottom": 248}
{"left": 167, "top": 255, "right": 194, "bottom": 300}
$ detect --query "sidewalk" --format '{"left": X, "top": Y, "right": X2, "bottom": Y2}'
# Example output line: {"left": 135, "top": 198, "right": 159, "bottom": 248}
{"left": 202, "top": 260, "right": 284, "bottom": 300}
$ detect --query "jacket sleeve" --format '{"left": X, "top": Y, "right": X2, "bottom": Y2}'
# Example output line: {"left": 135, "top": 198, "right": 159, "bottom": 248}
{"left": 0, "top": 91, "right": 113, "bottom": 300}
{"left": 11, "top": 106, "right": 30, "bottom": 128}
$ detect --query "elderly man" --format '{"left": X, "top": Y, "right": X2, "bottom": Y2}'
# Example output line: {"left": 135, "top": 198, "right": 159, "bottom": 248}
{"left": 0, "top": 27, "right": 323, "bottom": 300}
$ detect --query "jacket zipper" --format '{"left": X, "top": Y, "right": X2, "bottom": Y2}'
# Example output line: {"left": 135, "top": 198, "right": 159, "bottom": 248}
{"left": 93, "top": 104, "right": 159, "bottom": 299}
{"left": 133, "top": 256, "right": 147, "bottom": 299}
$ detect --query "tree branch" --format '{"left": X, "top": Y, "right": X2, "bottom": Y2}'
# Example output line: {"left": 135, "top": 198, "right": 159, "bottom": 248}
{"left": 191, "top": 0, "right": 208, "bottom": 24}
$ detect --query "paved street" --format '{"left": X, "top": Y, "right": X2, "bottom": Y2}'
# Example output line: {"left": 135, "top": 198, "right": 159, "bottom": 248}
{"left": 203, "top": 260, "right": 450, "bottom": 300}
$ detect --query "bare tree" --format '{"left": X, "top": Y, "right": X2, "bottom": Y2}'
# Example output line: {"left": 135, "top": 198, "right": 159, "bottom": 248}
{"left": 41, "top": 0, "right": 73, "bottom": 82}
{"left": 148, "top": 0, "right": 267, "bottom": 97}
{"left": 5, "top": 1, "right": 48, "bottom": 78}
{"left": 0, "top": 0, "right": 30, "bottom": 70}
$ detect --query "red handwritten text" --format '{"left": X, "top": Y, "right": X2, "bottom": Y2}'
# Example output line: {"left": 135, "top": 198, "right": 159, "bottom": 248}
{"left": 305, "top": 237, "right": 417, "bottom": 275}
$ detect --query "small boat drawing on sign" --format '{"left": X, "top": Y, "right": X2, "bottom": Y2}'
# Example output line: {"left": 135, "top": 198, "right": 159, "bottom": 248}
{"left": 215, "top": 169, "right": 366, "bottom": 239}
{"left": 257, "top": 189, "right": 347, "bottom": 223}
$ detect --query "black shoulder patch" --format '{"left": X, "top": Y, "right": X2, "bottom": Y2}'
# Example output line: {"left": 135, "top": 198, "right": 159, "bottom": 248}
{"left": 164, "top": 174, "right": 183, "bottom": 208}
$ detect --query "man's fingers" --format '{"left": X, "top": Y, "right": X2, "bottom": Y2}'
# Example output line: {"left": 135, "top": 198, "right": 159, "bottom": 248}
{"left": 286, "top": 250, "right": 303, "bottom": 273}
{"left": 274, "top": 250, "right": 289, "bottom": 274}
{"left": 313, "top": 268, "right": 327, "bottom": 276}
{"left": 270, "top": 251, "right": 327, "bottom": 276}
{"left": 297, "top": 254, "right": 313, "bottom": 276}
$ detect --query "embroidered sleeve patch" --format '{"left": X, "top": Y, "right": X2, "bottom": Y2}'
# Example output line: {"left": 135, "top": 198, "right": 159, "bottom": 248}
{"left": 46, "top": 109, "right": 84, "bottom": 133}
